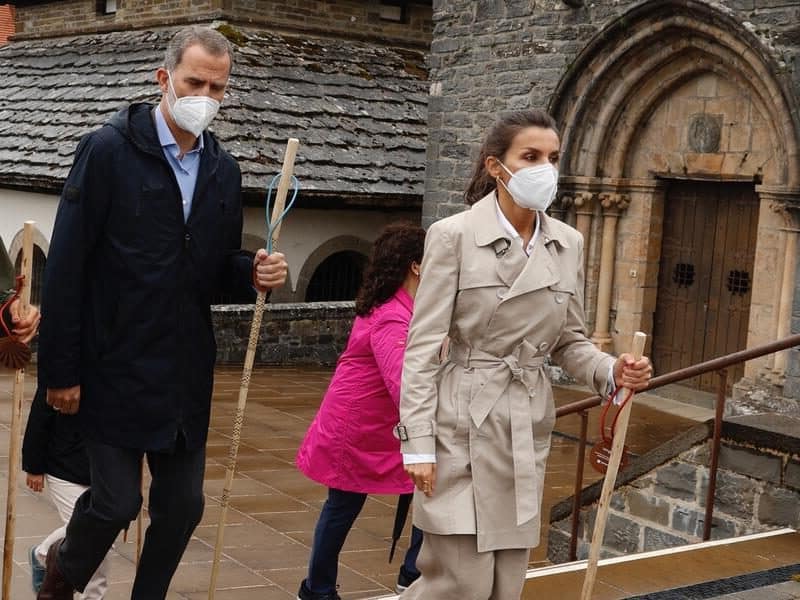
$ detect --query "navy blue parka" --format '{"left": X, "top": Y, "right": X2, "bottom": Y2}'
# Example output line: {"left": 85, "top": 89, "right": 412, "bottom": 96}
{"left": 38, "top": 103, "right": 255, "bottom": 452}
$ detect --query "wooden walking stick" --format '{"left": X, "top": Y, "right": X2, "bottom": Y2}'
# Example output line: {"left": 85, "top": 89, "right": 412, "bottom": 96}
{"left": 208, "top": 139, "right": 299, "bottom": 599}
{"left": 2, "top": 221, "right": 35, "bottom": 600}
{"left": 580, "top": 331, "right": 647, "bottom": 600}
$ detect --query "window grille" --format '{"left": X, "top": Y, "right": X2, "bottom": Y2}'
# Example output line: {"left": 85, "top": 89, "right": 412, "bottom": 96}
{"left": 305, "top": 251, "right": 366, "bottom": 302}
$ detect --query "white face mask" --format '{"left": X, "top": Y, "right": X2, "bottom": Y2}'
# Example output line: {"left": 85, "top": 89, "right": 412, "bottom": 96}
{"left": 166, "top": 71, "right": 220, "bottom": 138}
{"left": 497, "top": 161, "right": 559, "bottom": 211}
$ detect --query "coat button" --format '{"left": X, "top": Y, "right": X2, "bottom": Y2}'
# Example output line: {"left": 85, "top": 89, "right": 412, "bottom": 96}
{"left": 555, "top": 294, "right": 565, "bottom": 304}
{"left": 497, "top": 288, "right": 507, "bottom": 299}
{"left": 538, "top": 342, "right": 549, "bottom": 351}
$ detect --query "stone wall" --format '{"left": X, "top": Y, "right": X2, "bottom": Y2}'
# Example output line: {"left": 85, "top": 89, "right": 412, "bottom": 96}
{"left": 13, "top": 0, "right": 432, "bottom": 45}
{"left": 212, "top": 301, "right": 354, "bottom": 366}
{"left": 424, "top": 0, "right": 800, "bottom": 223}
{"left": 547, "top": 415, "right": 800, "bottom": 563}
{"left": 424, "top": 0, "right": 800, "bottom": 405}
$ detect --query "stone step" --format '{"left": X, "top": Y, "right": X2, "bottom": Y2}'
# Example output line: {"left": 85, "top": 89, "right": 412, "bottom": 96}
{"left": 368, "top": 528, "right": 799, "bottom": 600}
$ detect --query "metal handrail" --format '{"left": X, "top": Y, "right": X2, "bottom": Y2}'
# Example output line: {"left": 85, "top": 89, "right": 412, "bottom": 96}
{"left": 556, "top": 331, "right": 800, "bottom": 561}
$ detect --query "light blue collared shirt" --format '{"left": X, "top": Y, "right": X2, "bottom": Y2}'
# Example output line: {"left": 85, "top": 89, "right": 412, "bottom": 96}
{"left": 154, "top": 105, "right": 203, "bottom": 222}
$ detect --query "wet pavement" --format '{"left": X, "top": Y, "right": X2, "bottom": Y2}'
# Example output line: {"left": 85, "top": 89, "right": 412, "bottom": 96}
{"left": 0, "top": 366, "right": 705, "bottom": 599}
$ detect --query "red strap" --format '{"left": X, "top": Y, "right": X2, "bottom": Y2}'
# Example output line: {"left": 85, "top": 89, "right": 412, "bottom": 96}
{"left": 599, "top": 386, "right": 635, "bottom": 444}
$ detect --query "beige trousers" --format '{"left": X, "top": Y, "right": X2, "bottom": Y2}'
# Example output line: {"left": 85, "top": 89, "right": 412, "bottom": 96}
{"left": 400, "top": 532, "right": 530, "bottom": 600}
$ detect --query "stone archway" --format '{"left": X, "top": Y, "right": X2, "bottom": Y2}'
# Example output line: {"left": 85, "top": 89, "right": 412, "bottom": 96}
{"left": 549, "top": 0, "right": 800, "bottom": 395}
{"left": 295, "top": 236, "right": 372, "bottom": 302}
{"left": 8, "top": 225, "right": 50, "bottom": 305}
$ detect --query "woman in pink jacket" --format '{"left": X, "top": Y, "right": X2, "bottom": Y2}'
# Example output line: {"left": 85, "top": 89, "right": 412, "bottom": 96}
{"left": 296, "top": 223, "right": 426, "bottom": 600}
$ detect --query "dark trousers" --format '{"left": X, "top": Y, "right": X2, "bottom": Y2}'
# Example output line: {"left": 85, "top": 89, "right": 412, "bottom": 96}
{"left": 307, "top": 488, "right": 424, "bottom": 594}
{"left": 57, "top": 438, "right": 206, "bottom": 599}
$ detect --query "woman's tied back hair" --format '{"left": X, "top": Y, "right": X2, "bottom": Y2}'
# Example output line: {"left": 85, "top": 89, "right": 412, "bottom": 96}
{"left": 463, "top": 109, "right": 558, "bottom": 206}
{"left": 355, "top": 222, "right": 426, "bottom": 316}
{"left": 164, "top": 26, "right": 234, "bottom": 74}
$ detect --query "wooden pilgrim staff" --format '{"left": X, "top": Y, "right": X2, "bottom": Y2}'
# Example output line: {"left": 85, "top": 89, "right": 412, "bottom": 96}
{"left": 2, "top": 221, "right": 35, "bottom": 600}
{"left": 580, "top": 331, "right": 647, "bottom": 600}
{"left": 208, "top": 138, "right": 300, "bottom": 599}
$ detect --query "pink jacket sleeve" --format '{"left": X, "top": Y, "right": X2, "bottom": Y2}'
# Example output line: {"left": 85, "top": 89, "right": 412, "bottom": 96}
{"left": 369, "top": 311, "right": 410, "bottom": 410}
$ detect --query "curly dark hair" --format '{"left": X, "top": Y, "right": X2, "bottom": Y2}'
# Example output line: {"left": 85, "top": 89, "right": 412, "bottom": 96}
{"left": 354, "top": 222, "right": 425, "bottom": 316}
{"left": 464, "top": 109, "right": 559, "bottom": 205}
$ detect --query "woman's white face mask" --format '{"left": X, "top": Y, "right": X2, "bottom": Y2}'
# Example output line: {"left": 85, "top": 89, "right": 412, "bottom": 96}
{"left": 497, "top": 161, "right": 559, "bottom": 211}
{"left": 166, "top": 71, "right": 220, "bottom": 138}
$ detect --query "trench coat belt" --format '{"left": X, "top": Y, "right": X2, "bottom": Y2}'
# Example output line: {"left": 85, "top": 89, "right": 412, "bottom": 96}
{"left": 449, "top": 345, "right": 545, "bottom": 526}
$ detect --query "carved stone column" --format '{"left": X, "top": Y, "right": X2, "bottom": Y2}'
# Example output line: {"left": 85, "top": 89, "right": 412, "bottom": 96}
{"left": 550, "top": 192, "right": 570, "bottom": 224}
{"left": 573, "top": 192, "right": 595, "bottom": 272}
{"left": 770, "top": 203, "right": 800, "bottom": 381}
{"left": 591, "top": 192, "right": 630, "bottom": 351}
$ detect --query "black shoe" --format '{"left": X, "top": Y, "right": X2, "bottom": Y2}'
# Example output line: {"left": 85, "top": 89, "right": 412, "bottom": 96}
{"left": 396, "top": 565, "right": 420, "bottom": 592}
{"left": 37, "top": 540, "right": 74, "bottom": 600}
{"left": 296, "top": 579, "right": 342, "bottom": 600}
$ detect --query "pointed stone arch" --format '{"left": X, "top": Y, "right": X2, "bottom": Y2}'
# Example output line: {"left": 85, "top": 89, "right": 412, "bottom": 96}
{"left": 550, "top": 0, "right": 800, "bottom": 185}
{"left": 548, "top": 0, "right": 800, "bottom": 399}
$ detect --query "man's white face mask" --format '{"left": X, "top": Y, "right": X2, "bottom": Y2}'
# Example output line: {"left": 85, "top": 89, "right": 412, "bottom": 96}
{"left": 497, "top": 161, "right": 559, "bottom": 212}
{"left": 166, "top": 71, "right": 220, "bottom": 138}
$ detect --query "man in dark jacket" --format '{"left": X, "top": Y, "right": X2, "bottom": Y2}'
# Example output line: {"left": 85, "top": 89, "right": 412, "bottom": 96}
{"left": 36, "top": 26, "right": 288, "bottom": 599}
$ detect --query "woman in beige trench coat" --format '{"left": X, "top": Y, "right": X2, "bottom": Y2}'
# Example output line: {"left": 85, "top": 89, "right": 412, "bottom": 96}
{"left": 397, "top": 109, "right": 653, "bottom": 599}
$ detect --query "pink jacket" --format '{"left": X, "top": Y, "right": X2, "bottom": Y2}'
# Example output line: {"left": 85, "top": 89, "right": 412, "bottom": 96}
{"left": 296, "top": 288, "right": 414, "bottom": 494}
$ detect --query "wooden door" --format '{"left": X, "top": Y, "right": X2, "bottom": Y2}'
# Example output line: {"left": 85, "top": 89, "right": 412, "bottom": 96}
{"left": 652, "top": 181, "right": 758, "bottom": 392}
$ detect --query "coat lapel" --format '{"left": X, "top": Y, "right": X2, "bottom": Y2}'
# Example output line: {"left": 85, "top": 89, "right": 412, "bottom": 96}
{"left": 470, "top": 194, "right": 519, "bottom": 287}
{"left": 502, "top": 213, "right": 569, "bottom": 302}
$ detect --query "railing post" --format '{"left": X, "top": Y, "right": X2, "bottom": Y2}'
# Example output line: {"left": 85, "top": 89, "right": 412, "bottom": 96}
{"left": 570, "top": 410, "right": 589, "bottom": 562}
{"left": 704, "top": 368, "right": 727, "bottom": 541}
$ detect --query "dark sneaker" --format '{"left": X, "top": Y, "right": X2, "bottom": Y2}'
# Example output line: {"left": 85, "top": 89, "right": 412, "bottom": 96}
{"left": 37, "top": 540, "right": 74, "bottom": 600}
{"left": 296, "top": 579, "right": 341, "bottom": 600}
{"left": 396, "top": 565, "right": 420, "bottom": 592}
{"left": 29, "top": 545, "right": 45, "bottom": 592}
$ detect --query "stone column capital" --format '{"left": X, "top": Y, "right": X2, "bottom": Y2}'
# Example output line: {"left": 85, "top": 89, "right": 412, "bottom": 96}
{"left": 599, "top": 192, "right": 630, "bottom": 213}
{"left": 758, "top": 185, "right": 800, "bottom": 226}
{"left": 573, "top": 191, "right": 595, "bottom": 211}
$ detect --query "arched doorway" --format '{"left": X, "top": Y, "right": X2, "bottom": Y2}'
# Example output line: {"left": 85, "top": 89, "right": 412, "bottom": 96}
{"left": 304, "top": 250, "right": 367, "bottom": 302}
{"left": 14, "top": 244, "right": 47, "bottom": 306}
{"left": 549, "top": 0, "right": 800, "bottom": 394}
{"left": 296, "top": 235, "right": 372, "bottom": 302}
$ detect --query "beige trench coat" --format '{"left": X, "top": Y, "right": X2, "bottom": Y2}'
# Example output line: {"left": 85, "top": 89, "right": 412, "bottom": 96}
{"left": 399, "top": 193, "right": 615, "bottom": 552}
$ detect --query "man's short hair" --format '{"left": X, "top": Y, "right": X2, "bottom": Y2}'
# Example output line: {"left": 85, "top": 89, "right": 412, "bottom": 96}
{"left": 164, "top": 26, "right": 234, "bottom": 74}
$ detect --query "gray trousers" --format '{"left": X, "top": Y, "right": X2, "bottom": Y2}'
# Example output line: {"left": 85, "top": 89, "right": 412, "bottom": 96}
{"left": 400, "top": 532, "right": 530, "bottom": 600}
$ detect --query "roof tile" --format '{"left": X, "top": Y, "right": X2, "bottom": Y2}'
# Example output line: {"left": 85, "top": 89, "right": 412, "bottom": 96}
{"left": 0, "top": 25, "right": 428, "bottom": 198}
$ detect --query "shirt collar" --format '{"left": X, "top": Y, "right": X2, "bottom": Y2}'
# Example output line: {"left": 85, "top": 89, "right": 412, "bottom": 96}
{"left": 154, "top": 105, "right": 204, "bottom": 155}
{"left": 494, "top": 197, "right": 541, "bottom": 255}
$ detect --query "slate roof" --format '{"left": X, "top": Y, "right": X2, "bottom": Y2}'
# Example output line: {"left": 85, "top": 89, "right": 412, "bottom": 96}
{"left": 0, "top": 25, "right": 428, "bottom": 201}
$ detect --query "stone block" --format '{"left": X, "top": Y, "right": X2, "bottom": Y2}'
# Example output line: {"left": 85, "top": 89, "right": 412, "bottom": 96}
{"left": 758, "top": 486, "right": 800, "bottom": 528}
{"left": 684, "top": 152, "right": 725, "bottom": 175}
{"left": 706, "top": 515, "right": 738, "bottom": 541}
{"left": 718, "top": 444, "right": 782, "bottom": 484}
{"left": 671, "top": 506, "right": 698, "bottom": 535}
{"left": 627, "top": 490, "right": 670, "bottom": 526}
{"left": 655, "top": 462, "right": 698, "bottom": 501}
{"left": 546, "top": 525, "right": 572, "bottom": 564}
{"left": 643, "top": 527, "right": 689, "bottom": 552}
{"left": 702, "top": 469, "right": 757, "bottom": 520}
{"left": 786, "top": 459, "right": 800, "bottom": 491}
{"left": 602, "top": 513, "right": 640, "bottom": 554}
